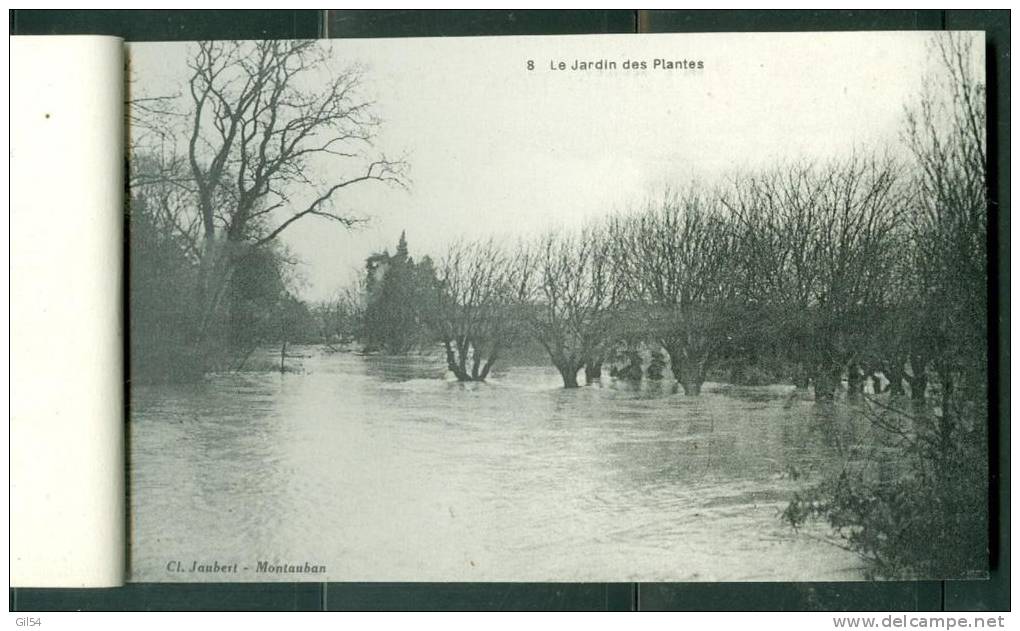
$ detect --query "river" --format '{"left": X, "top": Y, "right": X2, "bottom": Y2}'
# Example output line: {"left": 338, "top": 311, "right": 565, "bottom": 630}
{"left": 129, "top": 346, "right": 866, "bottom": 582}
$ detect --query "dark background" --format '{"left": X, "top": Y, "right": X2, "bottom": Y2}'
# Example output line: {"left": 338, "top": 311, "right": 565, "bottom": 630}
{"left": 8, "top": 9, "right": 1010, "bottom": 612}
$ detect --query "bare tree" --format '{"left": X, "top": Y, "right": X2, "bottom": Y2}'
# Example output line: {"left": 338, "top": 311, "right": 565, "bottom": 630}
{"left": 783, "top": 35, "right": 989, "bottom": 578}
{"left": 527, "top": 225, "right": 622, "bottom": 388}
{"left": 131, "top": 39, "right": 407, "bottom": 345}
{"left": 622, "top": 187, "right": 738, "bottom": 395}
{"left": 316, "top": 281, "right": 367, "bottom": 344}
{"left": 903, "top": 32, "right": 987, "bottom": 404}
{"left": 430, "top": 239, "right": 532, "bottom": 382}
{"left": 721, "top": 165, "right": 826, "bottom": 390}
{"left": 725, "top": 155, "right": 908, "bottom": 401}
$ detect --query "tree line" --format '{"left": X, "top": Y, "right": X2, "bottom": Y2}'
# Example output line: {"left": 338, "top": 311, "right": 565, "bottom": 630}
{"left": 354, "top": 145, "right": 982, "bottom": 405}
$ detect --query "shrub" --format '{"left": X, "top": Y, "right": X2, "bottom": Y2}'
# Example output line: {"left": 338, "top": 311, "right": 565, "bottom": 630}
{"left": 783, "top": 400, "right": 988, "bottom": 579}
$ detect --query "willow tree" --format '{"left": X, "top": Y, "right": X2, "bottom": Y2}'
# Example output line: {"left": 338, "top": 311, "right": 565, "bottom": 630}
{"left": 528, "top": 225, "right": 623, "bottom": 388}
{"left": 430, "top": 239, "right": 532, "bottom": 382}
{"left": 623, "top": 188, "right": 738, "bottom": 395}
{"left": 724, "top": 156, "right": 907, "bottom": 401}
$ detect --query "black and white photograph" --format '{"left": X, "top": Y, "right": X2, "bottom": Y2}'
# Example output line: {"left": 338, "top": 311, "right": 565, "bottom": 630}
{"left": 120, "top": 30, "right": 990, "bottom": 583}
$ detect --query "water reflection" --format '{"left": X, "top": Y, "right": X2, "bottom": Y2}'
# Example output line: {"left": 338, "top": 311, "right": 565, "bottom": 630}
{"left": 130, "top": 346, "right": 865, "bottom": 582}
{"left": 360, "top": 351, "right": 447, "bottom": 382}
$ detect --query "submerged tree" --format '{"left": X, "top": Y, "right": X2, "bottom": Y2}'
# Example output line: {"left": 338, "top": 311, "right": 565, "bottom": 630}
{"left": 784, "top": 32, "right": 989, "bottom": 580}
{"left": 724, "top": 155, "right": 907, "bottom": 401}
{"left": 430, "top": 239, "right": 532, "bottom": 382}
{"left": 527, "top": 225, "right": 622, "bottom": 388}
{"left": 623, "top": 188, "right": 738, "bottom": 395}
{"left": 902, "top": 31, "right": 988, "bottom": 404}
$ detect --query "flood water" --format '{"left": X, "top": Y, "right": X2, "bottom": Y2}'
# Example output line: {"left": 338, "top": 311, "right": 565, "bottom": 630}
{"left": 129, "top": 346, "right": 869, "bottom": 582}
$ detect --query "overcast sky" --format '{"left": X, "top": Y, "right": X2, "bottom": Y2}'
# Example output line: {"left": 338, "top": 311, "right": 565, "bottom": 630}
{"left": 129, "top": 31, "right": 976, "bottom": 301}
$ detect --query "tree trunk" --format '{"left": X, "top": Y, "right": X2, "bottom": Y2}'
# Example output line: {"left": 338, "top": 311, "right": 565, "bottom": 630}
{"left": 584, "top": 359, "right": 603, "bottom": 385}
{"left": 937, "top": 374, "right": 956, "bottom": 457}
{"left": 884, "top": 359, "right": 905, "bottom": 396}
{"left": 457, "top": 339, "right": 470, "bottom": 378}
{"left": 647, "top": 351, "right": 667, "bottom": 381}
{"left": 444, "top": 340, "right": 471, "bottom": 382}
{"left": 279, "top": 340, "right": 287, "bottom": 373}
{"left": 846, "top": 361, "right": 864, "bottom": 400}
{"left": 870, "top": 373, "right": 883, "bottom": 395}
{"left": 680, "top": 380, "right": 703, "bottom": 396}
{"left": 793, "top": 363, "right": 810, "bottom": 390}
{"left": 196, "top": 234, "right": 217, "bottom": 337}
{"left": 681, "top": 361, "right": 707, "bottom": 397}
{"left": 665, "top": 346, "right": 705, "bottom": 396}
{"left": 557, "top": 363, "right": 581, "bottom": 388}
{"left": 443, "top": 340, "right": 457, "bottom": 371}
{"left": 814, "top": 365, "right": 841, "bottom": 402}
{"left": 908, "top": 374, "right": 928, "bottom": 401}
{"left": 470, "top": 346, "right": 483, "bottom": 380}
{"left": 479, "top": 351, "right": 499, "bottom": 381}
{"left": 907, "top": 354, "right": 928, "bottom": 401}
{"left": 664, "top": 345, "right": 683, "bottom": 383}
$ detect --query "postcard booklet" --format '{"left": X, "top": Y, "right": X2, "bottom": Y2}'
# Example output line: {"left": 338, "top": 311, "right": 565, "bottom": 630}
{"left": 10, "top": 30, "right": 991, "bottom": 586}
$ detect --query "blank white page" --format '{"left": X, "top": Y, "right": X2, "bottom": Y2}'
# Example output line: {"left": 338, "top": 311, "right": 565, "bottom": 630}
{"left": 10, "top": 35, "right": 126, "bottom": 588}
